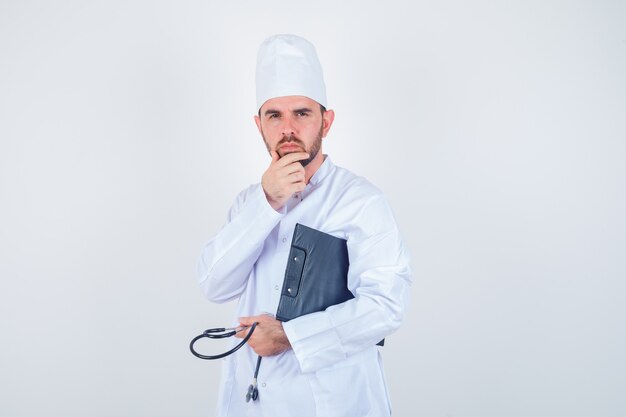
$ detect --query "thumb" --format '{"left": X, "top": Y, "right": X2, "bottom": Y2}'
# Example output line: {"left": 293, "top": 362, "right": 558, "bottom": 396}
{"left": 238, "top": 316, "right": 256, "bottom": 327}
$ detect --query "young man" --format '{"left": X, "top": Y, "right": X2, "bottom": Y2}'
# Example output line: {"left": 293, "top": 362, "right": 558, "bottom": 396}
{"left": 197, "top": 34, "right": 412, "bottom": 417}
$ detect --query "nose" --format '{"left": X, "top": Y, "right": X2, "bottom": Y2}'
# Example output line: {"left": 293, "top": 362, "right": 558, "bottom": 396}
{"left": 280, "top": 116, "right": 296, "bottom": 138}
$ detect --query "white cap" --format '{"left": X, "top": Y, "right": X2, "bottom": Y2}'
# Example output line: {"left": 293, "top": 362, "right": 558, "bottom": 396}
{"left": 255, "top": 34, "right": 327, "bottom": 111}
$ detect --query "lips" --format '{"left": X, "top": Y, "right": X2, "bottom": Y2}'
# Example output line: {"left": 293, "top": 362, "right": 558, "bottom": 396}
{"left": 280, "top": 144, "right": 302, "bottom": 152}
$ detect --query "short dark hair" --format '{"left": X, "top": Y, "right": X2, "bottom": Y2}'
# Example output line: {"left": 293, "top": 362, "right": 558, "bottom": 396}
{"left": 258, "top": 103, "right": 326, "bottom": 117}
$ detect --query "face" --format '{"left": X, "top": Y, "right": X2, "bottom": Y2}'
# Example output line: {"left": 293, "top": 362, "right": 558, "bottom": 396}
{"left": 255, "top": 96, "right": 334, "bottom": 167}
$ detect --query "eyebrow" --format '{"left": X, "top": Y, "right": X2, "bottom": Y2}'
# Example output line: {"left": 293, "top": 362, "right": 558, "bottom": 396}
{"left": 263, "top": 107, "right": 313, "bottom": 117}
{"left": 293, "top": 107, "right": 312, "bottom": 114}
{"left": 264, "top": 109, "right": 281, "bottom": 117}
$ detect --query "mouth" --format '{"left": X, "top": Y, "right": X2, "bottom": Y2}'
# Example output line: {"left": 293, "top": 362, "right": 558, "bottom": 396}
{"left": 278, "top": 142, "right": 304, "bottom": 155}
{"left": 279, "top": 143, "right": 303, "bottom": 153}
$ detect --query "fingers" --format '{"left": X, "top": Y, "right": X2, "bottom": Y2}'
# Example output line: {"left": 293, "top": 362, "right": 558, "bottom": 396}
{"left": 278, "top": 157, "right": 306, "bottom": 184}
{"left": 239, "top": 314, "right": 271, "bottom": 326}
{"left": 238, "top": 316, "right": 256, "bottom": 327}
{"left": 235, "top": 315, "right": 290, "bottom": 357}
{"left": 274, "top": 152, "right": 309, "bottom": 167}
{"left": 283, "top": 161, "right": 306, "bottom": 175}
{"left": 262, "top": 152, "right": 308, "bottom": 210}
{"left": 234, "top": 316, "right": 255, "bottom": 339}
{"left": 234, "top": 316, "right": 259, "bottom": 339}
{"left": 288, "top": 170, "right": 305, "bottom": 184}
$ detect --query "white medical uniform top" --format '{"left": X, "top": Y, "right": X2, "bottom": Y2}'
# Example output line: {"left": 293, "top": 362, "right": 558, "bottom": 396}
{"left": 197, "top": 156, "right": 412, "bottom": 417}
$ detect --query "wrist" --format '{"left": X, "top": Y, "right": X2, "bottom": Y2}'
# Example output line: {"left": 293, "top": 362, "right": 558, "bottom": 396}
{"left": 263, "top": 189, "right": 284, "bottom": 211}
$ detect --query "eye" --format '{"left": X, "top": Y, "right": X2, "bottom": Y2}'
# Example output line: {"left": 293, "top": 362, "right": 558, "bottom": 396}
{"left": 296, "top": 111, "right": 308, "bottom": 117}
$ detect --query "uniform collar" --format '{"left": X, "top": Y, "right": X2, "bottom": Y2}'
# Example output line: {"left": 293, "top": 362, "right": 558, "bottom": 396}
{"left": 308, "top": 154, "right": 334, "bottom": 187}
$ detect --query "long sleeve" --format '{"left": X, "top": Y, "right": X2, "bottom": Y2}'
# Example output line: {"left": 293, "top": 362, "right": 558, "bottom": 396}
{"left": 282, "top": 194, "right": 412, "bottom": 373}
{"left": 206, "top": 159, "right": 409, "bottom": 417}
{"left": 196, "top": 184, "right": 284, "bottom": 303}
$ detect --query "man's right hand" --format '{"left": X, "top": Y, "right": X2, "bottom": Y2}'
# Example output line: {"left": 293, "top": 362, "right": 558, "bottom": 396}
{"left": 262, "top": 151, "right": 309, "bottom": 211}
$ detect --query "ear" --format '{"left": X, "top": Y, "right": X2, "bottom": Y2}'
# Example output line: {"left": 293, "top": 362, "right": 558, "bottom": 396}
{"left": 254, "top": 114, "right": 262, "bottom": 134}
{"left": 321, "top": 109, "right": 335, "bottom": 138}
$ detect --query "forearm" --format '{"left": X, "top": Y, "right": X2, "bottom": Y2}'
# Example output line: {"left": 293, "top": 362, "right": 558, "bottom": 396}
{"left": 283, "top": 263, "right": 411, "bottom": 372}
{"left": 197, "top": 185, "right": 283, "bottom": 302}
{"left": 283, "top": 195, "right": 412, "bottom": 373}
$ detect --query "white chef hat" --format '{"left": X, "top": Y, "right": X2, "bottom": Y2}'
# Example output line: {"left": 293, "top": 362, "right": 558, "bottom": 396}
{"left": 256, "top": 34, "right": 327, "bottom": 111}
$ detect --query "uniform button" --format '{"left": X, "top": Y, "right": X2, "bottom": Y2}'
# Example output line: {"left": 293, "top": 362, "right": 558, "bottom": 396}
{"left": 261, "top": 382, "right": 267, "bottom": 388}
{"left": 282, "top": 237, "right": 287, "bottom": 243}
{"left": 274, "top": 285, "right": 279, "bottom": 290}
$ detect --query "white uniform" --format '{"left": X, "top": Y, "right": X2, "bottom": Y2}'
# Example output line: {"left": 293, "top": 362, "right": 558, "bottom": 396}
{"left": 197, "top": 156, "right": 412, "bottom": 417}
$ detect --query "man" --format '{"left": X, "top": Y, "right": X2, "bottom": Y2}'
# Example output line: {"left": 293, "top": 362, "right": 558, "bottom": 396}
{"left": 197, "top": 34, "right": 412, "bottom": 417}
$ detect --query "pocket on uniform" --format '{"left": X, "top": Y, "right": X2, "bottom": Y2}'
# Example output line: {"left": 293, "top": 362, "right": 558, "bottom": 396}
{"left": 310, "top": 361, "right": 372, "bottom": 417}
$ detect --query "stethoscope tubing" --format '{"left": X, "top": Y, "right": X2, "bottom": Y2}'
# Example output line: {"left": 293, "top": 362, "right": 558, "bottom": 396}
{"left": 189, "top": 322, "right": 258, "bottom": 360}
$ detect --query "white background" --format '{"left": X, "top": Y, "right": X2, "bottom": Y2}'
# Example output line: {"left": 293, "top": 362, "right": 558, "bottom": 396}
{"left": 1, "top": 1, "right": 625, "bottom": 416}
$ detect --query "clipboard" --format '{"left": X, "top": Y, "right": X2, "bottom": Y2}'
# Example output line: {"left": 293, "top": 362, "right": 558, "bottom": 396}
{"left": 276, "top": 223, "right": 384, "bottom": 346}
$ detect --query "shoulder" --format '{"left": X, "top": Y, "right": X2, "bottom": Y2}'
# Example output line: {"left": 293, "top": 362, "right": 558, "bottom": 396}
{"left": 317, "top": 163, "right": 398, "bottom": 236}
{"left": 329, "top": 163, "right": 383, "bottom": 196}
{"left": 327, "top": 164, "right": 386, "bottom": 207}
{"left": 324, "top": 166, "right": 406, "bottom": 261}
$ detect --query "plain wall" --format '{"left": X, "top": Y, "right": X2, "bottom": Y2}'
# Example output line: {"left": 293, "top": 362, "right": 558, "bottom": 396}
{"left": 1, "top": 1, "right": 625, "bottom": 416}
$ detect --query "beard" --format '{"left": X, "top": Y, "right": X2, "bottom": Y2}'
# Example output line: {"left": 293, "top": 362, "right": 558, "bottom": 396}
{"left": 263, "top": 124, "right": 323, "bottom": 167}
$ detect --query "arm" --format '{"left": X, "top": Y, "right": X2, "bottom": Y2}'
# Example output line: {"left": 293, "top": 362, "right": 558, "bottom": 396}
{"left": 197, "top": 151, "right": 310, "bottom": 303}
{"left": 196, "top": 185, "right": 283, "bottom": 303}
{"left": 282, "top": 195, "right": 412, "bottom": 373}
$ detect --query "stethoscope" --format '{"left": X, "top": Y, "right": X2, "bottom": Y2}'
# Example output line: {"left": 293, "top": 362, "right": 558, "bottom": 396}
{"left": 189, "top": 322, "right": 262, "bottom": 402}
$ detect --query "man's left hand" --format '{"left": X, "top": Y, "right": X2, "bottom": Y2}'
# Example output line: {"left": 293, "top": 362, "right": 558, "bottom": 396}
{"left": 236, "top": 314, "right": 292, "bottom": 357}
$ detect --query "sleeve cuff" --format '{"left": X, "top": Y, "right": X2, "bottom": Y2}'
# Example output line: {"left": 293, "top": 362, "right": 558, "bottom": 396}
{"left": 234, "top": 185, "right": 284, "bottom": 242}
{"left": 283, "top": 311, "right": 346, "bottom": 373}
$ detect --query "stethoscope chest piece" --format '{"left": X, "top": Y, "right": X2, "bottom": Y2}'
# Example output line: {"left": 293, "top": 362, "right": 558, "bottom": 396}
{"left": 246, "top": 381, "right": 259, "bottom": 402}
{"left": 245, "top": 355, "right": 263, "bottom": 402}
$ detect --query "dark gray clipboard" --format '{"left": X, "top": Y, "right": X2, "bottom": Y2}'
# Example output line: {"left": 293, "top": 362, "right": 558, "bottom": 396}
{"left": 276, "top": 223, "right": 384, "bottom": 346}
